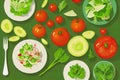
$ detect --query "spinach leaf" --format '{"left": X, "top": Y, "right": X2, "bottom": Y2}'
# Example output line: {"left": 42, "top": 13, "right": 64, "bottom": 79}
{"left": 58, "top": 0, "right": 67, "bottom": 12}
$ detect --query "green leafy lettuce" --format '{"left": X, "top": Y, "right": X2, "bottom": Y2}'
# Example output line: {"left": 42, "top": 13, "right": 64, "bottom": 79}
{"left": 10, "top": 0, "right": 33, "bottom": 16}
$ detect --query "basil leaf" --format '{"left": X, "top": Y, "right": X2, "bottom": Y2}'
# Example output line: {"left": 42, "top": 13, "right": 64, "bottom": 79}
{"left": 58, "top": 0, "right": 67, "bottom": 12}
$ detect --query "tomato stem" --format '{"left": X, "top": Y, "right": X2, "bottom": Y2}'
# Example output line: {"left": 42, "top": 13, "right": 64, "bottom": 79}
{"left": 58, "top": 31, "right": 62, "bottom": 35}
{"left": 104, "top": 43, "right": 108, "bottom": 48}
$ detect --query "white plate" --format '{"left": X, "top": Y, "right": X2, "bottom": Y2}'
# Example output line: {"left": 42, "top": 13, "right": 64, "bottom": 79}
{"left": 4, "top": 0, "right": 36, "bottom": 21}
{"left": 63, "top": 60, "right": 90, "bottom": 80}
{"left": 12, "top": 39, "right": 47, "bottom": 74}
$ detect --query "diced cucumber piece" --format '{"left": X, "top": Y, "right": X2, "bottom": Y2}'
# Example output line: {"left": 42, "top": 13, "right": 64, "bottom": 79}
{"left": 41, "top": 0, "right": 48, "bottom": 8}
{"left": 64, "top": 10, "right": 77, "bottom": 17}
{"left": 41, "top": 38, "right": 48, "bottom": 45}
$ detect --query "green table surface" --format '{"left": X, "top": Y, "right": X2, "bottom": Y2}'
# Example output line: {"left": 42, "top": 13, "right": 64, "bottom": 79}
{"left": 0, "top": 0, "right": 120, "bottom": 80}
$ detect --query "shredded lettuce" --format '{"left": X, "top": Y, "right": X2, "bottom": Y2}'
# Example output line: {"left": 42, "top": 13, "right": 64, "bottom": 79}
{"left": 10, "top": 0, "right": 33, "bottom": 16}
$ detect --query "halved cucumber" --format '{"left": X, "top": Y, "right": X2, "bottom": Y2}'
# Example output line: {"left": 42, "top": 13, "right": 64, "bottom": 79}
{"left": 0, "top": 19, "right": 13, "bottom": 33}
{"left": 64, "top": 10, "right": 77, "bottom": 17}
{"left": 41, "top": 0, "right": 48, "bottom": 8}
{"left": 9, "top": 36, "right": 20, "bottom": 42}
{"left": 82, "top": 30, "right": 95, "bottom": 39}
{"left": 14, "top": 26, "right": 27, "bottom": 38}
{"left": 67, "top": 36, "right": 89, "bottom": 57}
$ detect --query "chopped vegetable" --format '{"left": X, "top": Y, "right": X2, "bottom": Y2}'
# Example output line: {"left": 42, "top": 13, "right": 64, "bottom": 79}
{"left": 93, "top": 61, "right": 116, "bottom": 80}
{"left": 18, "top": 43, "right": 41, "bottom": 68}
{"left": 41, "top": 0, "right": 48, "bottom": 8}
{"left": 64, "top": 10, "right": 77, "bottom": 17}
{"left": 39, "top": 48, "right": 70, "bottom": 76}
{"left": 10, "top": 0, "right": 33, "bottom": 16}
{"left": 9, "top": 36, "right": 20, "bottom": 42}
{"left": 68, "top": 64, "right": 86, "bottom": 79}
{"left": 85, "top": 0, "right": 113, "bottom": 23}
{"left": 82, "top": 30, "right": 95, "bottom": 39}
{"left": 41, "top": 38, "right": 48, "bottom": 45}
{"left": 58, "top": 0, "right": 67, "bottom": 12}
{"left": 14, "top": 26, "right": 27, "bottom": 38}
{"left": 0, "top": 19, "right": 13, "bottom": 33}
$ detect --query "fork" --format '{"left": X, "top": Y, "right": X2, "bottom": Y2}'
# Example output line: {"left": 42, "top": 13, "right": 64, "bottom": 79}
{"left": 3, "top": 37, "right": 9, "bottom": 76}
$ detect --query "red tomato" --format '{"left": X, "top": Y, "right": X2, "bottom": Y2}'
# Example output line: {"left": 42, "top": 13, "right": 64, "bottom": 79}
{"left": 71, "top": 18, "right": 86, "bottom": 33}
{"left": 35, "top": 10, "right": 48, "bottom": 22}
{"left": 55, "top": 16, "right": 64, "bottom": 24}
{"left": 32, "top": 24, "right": 46, "bottom": 38}
{"left": 72, "top": 0, "right": 81, "bottom": 3}
{"left": 100, "top": 28, "right": 107, "bottom": 35}
{"left": 51, "top": 28, "right": 70, "bottom": 46}
{"left": 49, "top": 4, "right": 57, "bottom": 12}
{"left": 94, "top": 36, "right": 118, "bottom": 59}
{"left": 46, "top": 20, "right": 54, "bottom": 28}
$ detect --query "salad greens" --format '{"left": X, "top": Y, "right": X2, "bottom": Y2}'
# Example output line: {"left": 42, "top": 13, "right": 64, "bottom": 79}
{"left": 93, "top": 61, "right": 115, "bottom": 80}
{"left": 68, "top": 64, "right": 86, "bottom": 80}
{"left": 58, "top": 0, "right": 67, "bottom": 12}
{"left": 85, "top": 0, "right": 113, "bottom": 23}
{"left": 18, "top": 43, "right": 41, "bottom": 68}
{"left": 10, "top": 0, "right": 33, "bottom": 16}
{"left": 39, "top": 48, "right": 70, "bottom": 76}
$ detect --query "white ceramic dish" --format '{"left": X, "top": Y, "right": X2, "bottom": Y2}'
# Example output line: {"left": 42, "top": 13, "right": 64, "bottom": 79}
{"left": 63, "top": 60, "right": 90, "bottom": 80}
{"left": 4, "top": 0, "right": 36, "bottom": 21}
{"left": 12, "top": 39, "right": 47, "bottom": 74}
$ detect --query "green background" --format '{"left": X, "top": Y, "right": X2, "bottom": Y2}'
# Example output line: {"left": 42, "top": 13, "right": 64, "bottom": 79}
{"left": 0, "top": 0, "right": 120, "bottom": 80}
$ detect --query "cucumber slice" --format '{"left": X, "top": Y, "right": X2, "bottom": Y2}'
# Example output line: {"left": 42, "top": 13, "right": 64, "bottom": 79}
{"left": 41, "top": 38, "right": 48, "bottom": 45}
{"left": 14, "top": 26, "right": 27, "bottom": 38}
{"left": 41, "top": 0, "right": 48, "bottom": 8}
{"left": 64, "top": 10, "right": 77, "bottom": 17}
{"left": 0, "top": 19, "right": 13, "bottom": 33}
{"left": 9, "top": 36, "right": 20, "bottom": 42}
{"left": 67, "top": 36, "right": 89, "bottom": 57}
{"left": 82, "top": 30, "right": 95, "bottom": 39}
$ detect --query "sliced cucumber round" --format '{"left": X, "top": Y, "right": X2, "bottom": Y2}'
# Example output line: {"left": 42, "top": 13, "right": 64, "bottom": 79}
{"left": 41, "top": 38, "right": 48, "bottom": 45}
{"left": 14, "top": 26, "right": 27, "bottom": 38}
{"left": 0, "top": 19, "right": 13, "bottom": 33}
{"left": 67, "top": 36, "right": 89, "bottom": 57}
{"left": 9, "top": 36, "right": 20, "bottom": 42}
{"left": 41, "top": 0, "right": 48, "bottom": 8}
{"left": 64, "top": 10, "right": 77, "bottom": 17}
{"left": 82, "top": 30, "right": 95, "bottom": 39}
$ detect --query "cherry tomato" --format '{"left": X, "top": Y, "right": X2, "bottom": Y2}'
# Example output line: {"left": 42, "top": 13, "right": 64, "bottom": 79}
{"left": 35, "top": 10, "right": 48, "bottom": 22}
{"left": 55, "top": 16, "right": 64, "bottom": 24}
{"left": 71, "top": 18, "right": 86, "bottom": 33}
{"left": 49, "top": 4, "right": 57, "bottom": 12}
{"left": 72, "top": 0, "right": 81, "bottom": 3}
{"left": 32, "top": 24, "right": 46, "bottom": 38}
{"left": 100, "top": 28, "right": 107, "bottom": 35}
{"left": 94, "top": 36, "right": 118, "bottom": 59}
{"left": 46, "top": 20, "right": 54, "bottom": 28}
{"left": 51, "top": 28, "right": 70, "bottom": 46}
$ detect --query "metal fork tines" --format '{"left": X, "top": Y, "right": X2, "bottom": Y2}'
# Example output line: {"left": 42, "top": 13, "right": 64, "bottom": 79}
{"left": 3, "top": 37, "right": 9, "bottom": 76}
